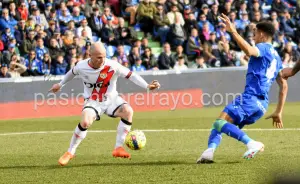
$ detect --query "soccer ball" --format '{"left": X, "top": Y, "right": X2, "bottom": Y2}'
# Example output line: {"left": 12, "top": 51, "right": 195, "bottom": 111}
{"left": 125, "top": 130, "right": 146, "bottom": 150}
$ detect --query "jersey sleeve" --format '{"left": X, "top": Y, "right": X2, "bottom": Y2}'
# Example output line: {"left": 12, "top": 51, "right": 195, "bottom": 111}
{"left": 116, "top": 62, "right": 132, "bottom": 79}
{"left": 255, "top": 43, "right": 266, "bottom": 57}
{"left": 71, "top": 63, "right": 80, "bottom": 75}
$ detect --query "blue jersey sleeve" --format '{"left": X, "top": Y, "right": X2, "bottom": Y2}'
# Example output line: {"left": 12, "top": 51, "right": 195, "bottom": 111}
{"left": 255, "top": 43, "right": 267, "bottom": 57}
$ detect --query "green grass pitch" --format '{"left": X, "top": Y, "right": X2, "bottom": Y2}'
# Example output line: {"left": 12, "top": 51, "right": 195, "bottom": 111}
{"left": 0, "top": 103, "right": 300, "bottom": 184}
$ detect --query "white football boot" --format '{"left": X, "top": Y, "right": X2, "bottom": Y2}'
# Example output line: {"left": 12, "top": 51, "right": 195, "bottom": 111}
{"left": 243, "top": 141, "right": 264, "bottom": 160}
{"left": 196, "top": 148, "right": 215, "bottom": 164}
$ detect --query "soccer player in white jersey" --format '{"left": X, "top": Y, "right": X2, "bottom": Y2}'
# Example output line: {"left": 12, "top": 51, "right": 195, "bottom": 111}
{"left": 49, "top": 42, "right": 160, "bottom": 166}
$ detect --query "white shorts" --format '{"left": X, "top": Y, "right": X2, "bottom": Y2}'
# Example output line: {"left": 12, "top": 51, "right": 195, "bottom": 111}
{"left": 82, "top": 95, "right": 127, "bottom": 121}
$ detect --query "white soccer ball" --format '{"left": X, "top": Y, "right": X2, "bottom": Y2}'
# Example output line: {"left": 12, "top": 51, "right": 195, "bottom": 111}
{"left": 125, "top": 130, "right": 146, "bottom": 150}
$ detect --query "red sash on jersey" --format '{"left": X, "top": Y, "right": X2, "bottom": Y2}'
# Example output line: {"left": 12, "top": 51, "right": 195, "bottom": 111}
{"left": 90, "top": 66, "right": 115, "bottom": 101}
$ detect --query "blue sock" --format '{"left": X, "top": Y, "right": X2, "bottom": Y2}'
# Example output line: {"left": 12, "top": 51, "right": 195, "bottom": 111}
{"left": 221, "top": 122, "right": 253, "bottom": 144}
{"left": 208, "top": 129, "right": 222, "bottom": 149}
{"left": 213, "top": 119, "right": 253, "bottom": 145}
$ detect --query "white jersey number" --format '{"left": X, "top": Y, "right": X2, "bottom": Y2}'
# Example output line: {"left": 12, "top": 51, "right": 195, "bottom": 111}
{"left": 266, "top": 58, "right": 277, "bottom": 82}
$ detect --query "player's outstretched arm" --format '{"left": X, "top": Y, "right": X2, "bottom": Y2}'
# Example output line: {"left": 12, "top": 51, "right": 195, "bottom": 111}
{"left": 218, "top": 14, "right": 259, "bottom": 57}
{"left": 129, "top": 72, "right": 160, "bottom": 90}
{"left": 282, "top": 60, "right": 300, "bottom": 79}
{"left": 48, "top": 69, "right": 77, "bottom": 93}
{"left": 265, "top": 71, "right": 288, "bottom": 128}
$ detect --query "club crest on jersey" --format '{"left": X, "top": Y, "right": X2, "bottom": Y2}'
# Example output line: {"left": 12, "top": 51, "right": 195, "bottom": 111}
{"left": 100, "top": 73, "right": 107, "bottom": 79}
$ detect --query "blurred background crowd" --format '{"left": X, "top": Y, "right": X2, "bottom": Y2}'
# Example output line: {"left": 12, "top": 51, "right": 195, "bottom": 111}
{"left": 0, "top": 0, "right": 299, "bottom": 78}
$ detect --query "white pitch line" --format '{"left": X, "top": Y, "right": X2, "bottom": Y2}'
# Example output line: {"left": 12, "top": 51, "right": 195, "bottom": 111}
{"left": 0, "top": 128, "right": 300, "bottom": 136}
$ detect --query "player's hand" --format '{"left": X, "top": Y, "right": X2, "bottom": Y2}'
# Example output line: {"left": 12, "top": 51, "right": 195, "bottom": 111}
{"left": 218, "top": 13, "right": 237, "bottom": 33}
{"left": 147, "top": 80, "right": 160, "bottom": 90}
{"left": 281, "top": 67, "right": 295, "bottom": 79}
{"left": 48, "top": 83, "right": 61, "bottom": 93}
{"left": 265, "top": 112, "right": 283, "bottom": 128}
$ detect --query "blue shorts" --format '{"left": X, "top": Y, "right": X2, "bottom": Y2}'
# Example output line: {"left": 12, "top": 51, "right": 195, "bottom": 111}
{"left": 223, "top": 93, "right": 268, "bottom": 128}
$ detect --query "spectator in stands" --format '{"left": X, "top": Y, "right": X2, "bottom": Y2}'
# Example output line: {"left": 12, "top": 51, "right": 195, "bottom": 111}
{"left": 0, "top": 64, "right": 11, "bottom": 78}
{"left": 48, "top": 38, "right": 65, "bottom": 61}
{"left": 183, "top": 5, "right": 193, "bottom": 21}
{"left": 14, "top": 19, "right": 26, "bottom": 45}
{"left": 168, "top": 14, "right": 186, "bottom": 48}
{"left": 35, "top": 37, "right": 48, "bottom": 62}
{"left": 131, "top": 57, "right": 146, "bottom": 72}
{"left": 235, "top": 12, "right": 250, "bottom": 33}
{"left": 62, "top": 30, "right": 74, "bottom": 48}
{"left": 2, "top": 27, "right": 15, "bottom": 49}
{"left": 42, "top": 53, "right": 51, "bottom": 75}
{"left": 32, "top": 8, "right": 48, "bottom": 30}
{"left": 184, "top": 13, "right": 198, "bottom": 37}
{"left": 101, "top": 16, "right": 119, "bottom": 46}
{"left": 198, "top": 13, "right": 215, "bottom": 32}
{"left": 76, "top": 18, "right": 93, "bottom": 41}
{"left": 65, "top": 45, "right": 77, "bottom": 66}
{"left": 57, "top": 2, "right": 71, "bottom": 17}
{"left": 158, "top": 42, "right": 175, "bottom": 70}
{"left": 137, "top": 0, "right": 157, "bottom": 37}
{"left": 173, "top": 56, "right": 188, "bottom": 70}
{"left": 88, "top": 7, "right": 103, "bottom": 36}
{"left": 251, "top": 10, "right": 263, "bottom": 24}
{"left": 107, "top": 0, "right": 121, "bottom": 16}
{"left": 283, "top": 42, "right": 300, "bottom": 66}
{"left": 219, "top": 39, "right": 235, "bottom": 67}
{"left": 9, "top": 2, "right": 21, "bottom": 21}
{"left": 128, "top": 45, "right": 140, "bottom": 66}
{"left": 154, "top": 4, "right": 170, "bottom": 45}
{"left": 141, "top": 37, "right": 149, "bottom": 52}
{"left": 216, "top": 23, "right": 231, "bottom": 41}
{"left": 141, "top": 47, "right": 157, "bottom": 70}
{"left": 2, "top": 43, "right": 18, "bottom": 65}
{"left": 45, "top": 20, "right": 56, "bottom": 40}
{"left": 66, "top": 20, "right": 77, "bottom": 36}
{"left": 207, "top": 4, "right": 220, "bottom": 27}
{"left": 279, "top": 9, "right": 295, "bottom": 40}
{"left": 101, "top": 6, "right": 119, "bottom": 28}
{"left": 220, "top": 1, "right": 232, "bottom": 15}
{"left": 249, "top": 1, "right": 263, "bottom": 22}
{"left": 203, "top": 32, "right": 221, "bottom": 67}
{"left": 24, "top": 50, "right": 43, "bottom": 76}
{"left": 272, "top": 0, "right": 287, "bottom": 13}
{"left": 84, "top": 0, "right": 102, "bottom": 18}
{"left": 29, "top": 1, "right": 38, "bottom": 13}
{"left": 8, "top": 54, "right": 27, "bottom": 77}
{"left": 190, "top": 55, "right": 208, "bottom": 69}
{"left": 72, "top": 6, "right": 86, "bottom": 27}
{"left": 123, "top": 0, "right": 139, "bottom": 25}
{"left": 0, "top": 8, "right": 17, "bottom": 34}
{"left": 172, "top": 45, "right": 189, "bottom": 66}
{"left": 58, "top": 7, "right": 73, "bottom": 31}
{"left": 73, "top": 36, "right": 83, "bottom": 55}
{"left": 114, "top": 44, "right": 129, "bottom": 65}
{"left": 47, "top": 8, "right": 58, "bottom": 23}
{"left": 20, "top": 30, "right": 36, "bottom": 56}
{"left": 167, "top": 4, "right": 184, "bottom": 26}
{"left": 187, "top": 28, "right": 202, "bottom": 56}
{"left": 17, "top": 2, "right": 29, "bottom": 21}
{"left": 238, "top": 2, "right": 248, "bottom": 20}
{"left": 116, "top": 17, "right": 136, "bottom": 46}
{"left": 44, "top": 3, "right": 53, "bottom": 18}
{"left": 53, "top": 55, "right": 68, "bottom": 75}
{"left": 166, "top": 0, "right": 184, "bottom": 14}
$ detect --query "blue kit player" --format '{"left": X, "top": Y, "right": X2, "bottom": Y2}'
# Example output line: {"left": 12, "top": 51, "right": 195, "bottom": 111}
{"left": 197, "top": 14, "right": 288, "bottom": 164}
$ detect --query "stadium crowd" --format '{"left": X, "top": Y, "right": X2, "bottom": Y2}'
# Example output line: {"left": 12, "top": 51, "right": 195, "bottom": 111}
{"left": 0, "top": 0, "right": 299, "bottom": 78}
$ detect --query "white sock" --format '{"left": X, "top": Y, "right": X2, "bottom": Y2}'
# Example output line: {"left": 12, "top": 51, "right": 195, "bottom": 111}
{"left": 115, "top": 119, "right": 132, "bottom": 148}
{"left": 68, "top": 124, "right": 87, "bottom": 155}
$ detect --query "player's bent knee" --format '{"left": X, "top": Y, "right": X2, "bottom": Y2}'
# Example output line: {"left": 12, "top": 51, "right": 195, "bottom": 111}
{"left": 80, "top": 120, "right": 93, "bottom": 129}
{"left": 213, "top": 119, "right": 227, "bottom": 132}
{"left": 123, "top": 104, "right": 134, "bottom": 117}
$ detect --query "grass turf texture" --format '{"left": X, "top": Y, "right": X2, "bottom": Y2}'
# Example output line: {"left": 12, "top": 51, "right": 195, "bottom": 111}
{"left": 1, "top": 103, "right": 300, "bottom": 184}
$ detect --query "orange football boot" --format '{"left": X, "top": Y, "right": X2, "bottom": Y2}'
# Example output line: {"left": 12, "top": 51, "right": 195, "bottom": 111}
{"left": 112, "top": 147, "right": 131, "bottom": 158}
{"left": 58, "top": 152, "right": 74, "bottom": 166}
